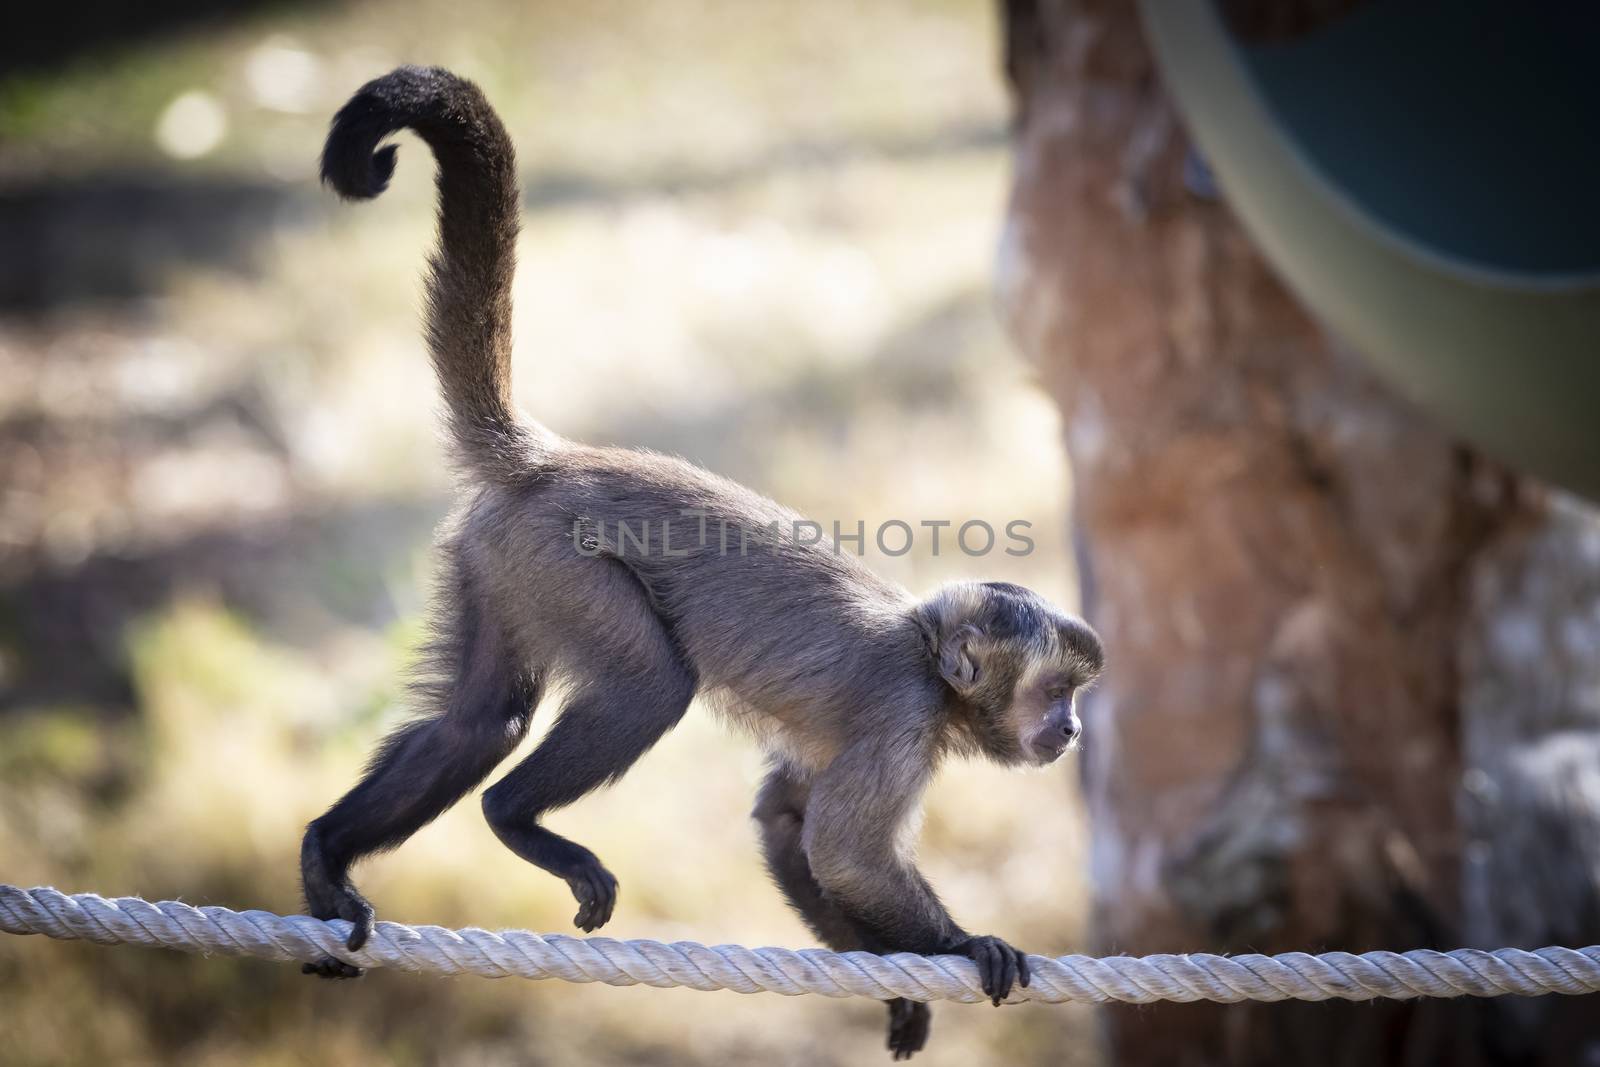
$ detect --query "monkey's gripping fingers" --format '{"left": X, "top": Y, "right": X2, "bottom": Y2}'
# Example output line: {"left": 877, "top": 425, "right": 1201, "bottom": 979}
{"left": 953, "top": 934, "right": 1031, "bottom": 1006}
{"left": 313, "top": 882, "right": 377, "bottom": 951}
{"left": 301, "top": 880, "right": 375, "bottom": 978}
{"left": 886, "top": 998, "right": 931, "bottom": 1060}
{"left": 566, "top": 860, "right": 619, "bottom": 932}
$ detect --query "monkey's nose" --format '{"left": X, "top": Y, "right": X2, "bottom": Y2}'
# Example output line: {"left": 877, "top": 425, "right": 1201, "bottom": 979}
{"left": 1051, "top": 709, "right": 1083, "bottom": 743}
{"left": 1048, "top": 721, "right": 1082, "bottom": 749}
{"left": 1033, "top": 718, "right": 1081, "bottom": 761}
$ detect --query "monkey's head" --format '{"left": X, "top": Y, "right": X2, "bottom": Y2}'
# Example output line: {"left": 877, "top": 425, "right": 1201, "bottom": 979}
{"left": 915, "top": 581, "right": 1103, "bottom": 766}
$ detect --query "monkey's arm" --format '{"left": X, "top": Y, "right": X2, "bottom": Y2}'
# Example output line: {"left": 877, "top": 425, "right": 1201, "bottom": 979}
{"left": 754, "top": 765, "right": 876, "bottom": 950}
{"left": 755, "top": 763, "right": 932, "bottom": 1060}
{"left": 801, "top": 738, "right": 1030, "bottom": 1006}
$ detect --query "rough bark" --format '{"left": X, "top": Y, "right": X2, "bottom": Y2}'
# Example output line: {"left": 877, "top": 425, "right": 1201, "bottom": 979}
{"left": 997, "top": 3, "right": 1600, "bottom": 1064}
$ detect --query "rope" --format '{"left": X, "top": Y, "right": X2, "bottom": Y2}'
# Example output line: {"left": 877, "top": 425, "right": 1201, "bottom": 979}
{"left": 5, "top": 884, "right": 1600, "bottom": 1004}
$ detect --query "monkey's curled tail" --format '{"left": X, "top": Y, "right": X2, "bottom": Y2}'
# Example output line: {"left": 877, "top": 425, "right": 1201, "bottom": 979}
{"left": 322, "top": 66, "right": 544, "bottom": 484}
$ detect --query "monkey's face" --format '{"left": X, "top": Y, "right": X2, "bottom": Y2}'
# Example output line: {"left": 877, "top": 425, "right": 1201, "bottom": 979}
{"left": 987, "top": 605, "right": 1101, "bottom": 766}
{"left": 921, "top": 580, "right": 1103, "bottom": 766}
{"left": 1011, "top": 675, "right": 1084, "bottom": 765}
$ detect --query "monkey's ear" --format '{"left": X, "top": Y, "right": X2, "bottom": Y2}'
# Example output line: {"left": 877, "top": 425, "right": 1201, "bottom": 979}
{"left": 938, "top": 624, "right": 982, "bottom": 694}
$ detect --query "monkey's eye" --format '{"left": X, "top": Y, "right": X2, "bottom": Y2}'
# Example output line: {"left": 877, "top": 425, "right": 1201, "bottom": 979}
{"left": 1046, "top": 685, "right": 1072, "bottom": 702}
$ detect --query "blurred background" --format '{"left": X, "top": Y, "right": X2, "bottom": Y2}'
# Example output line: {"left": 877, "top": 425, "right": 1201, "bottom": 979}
{"left": 7, "top": 1, "right": 1600, "bottom": 1065}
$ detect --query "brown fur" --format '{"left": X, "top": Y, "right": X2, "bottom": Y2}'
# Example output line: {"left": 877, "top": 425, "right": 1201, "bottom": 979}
{"left": 300, "top": 67, "right": 1103, "bottom": 1058}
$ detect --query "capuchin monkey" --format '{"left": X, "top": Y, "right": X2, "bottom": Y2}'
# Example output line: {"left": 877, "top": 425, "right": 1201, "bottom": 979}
{"left": 301, "top": 67, "right": 1104, "bottom": 1059}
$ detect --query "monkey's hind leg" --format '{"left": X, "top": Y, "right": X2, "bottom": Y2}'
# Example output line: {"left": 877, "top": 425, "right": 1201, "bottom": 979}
{"left": 482, "top": 573, "right": 694, "bottom": 932}
{"left": 301, "top": 577, "right": 537, "bottom": 978}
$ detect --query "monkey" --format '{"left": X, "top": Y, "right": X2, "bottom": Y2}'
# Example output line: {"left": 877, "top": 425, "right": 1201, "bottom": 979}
{"left": 299, "top": 66, "right": 1104, "bottom": 1060}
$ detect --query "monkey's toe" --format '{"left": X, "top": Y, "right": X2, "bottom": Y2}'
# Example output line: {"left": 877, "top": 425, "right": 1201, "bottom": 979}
{"left": 886, "top": 998, "right": 930, "bottom": 1060}
{"left": 342, "top": 899, "right": 376, "bottom": 952}
{"left": 302, "top": 956, "right": 365, "bottom": 980}
{"left": 325, "top": 887, "right": 376, "bottom": 950}
{"left": 567, "top": 862, "right": 619, "bottom": 932}
{"left": 305, "top": 876, "right": 376, "bottom": 951}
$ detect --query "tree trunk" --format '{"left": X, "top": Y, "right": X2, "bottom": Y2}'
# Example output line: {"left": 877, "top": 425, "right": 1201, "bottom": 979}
{"left": 997, "top": 3, "right": 1600, "bottom": 1064}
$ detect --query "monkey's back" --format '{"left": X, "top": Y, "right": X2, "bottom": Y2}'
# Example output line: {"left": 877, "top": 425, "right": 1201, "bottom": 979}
{"left": 468, "top": 441, "right": 942, "bottom": 754}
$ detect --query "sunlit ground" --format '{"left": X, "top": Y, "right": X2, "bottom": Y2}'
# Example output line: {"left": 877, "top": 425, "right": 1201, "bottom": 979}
{"left": 0, "top": 1, "right": 1098, "bottom": 1063}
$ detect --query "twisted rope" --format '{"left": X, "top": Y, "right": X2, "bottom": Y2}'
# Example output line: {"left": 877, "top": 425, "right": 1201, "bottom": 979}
{"left": 5, "top": 884, "right": 1600, "bottom": 1004}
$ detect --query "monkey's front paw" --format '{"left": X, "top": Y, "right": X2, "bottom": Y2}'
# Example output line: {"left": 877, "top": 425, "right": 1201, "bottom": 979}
{"left": 302, "top": 956, "right": 365, "bottom": 980}
{"left": 953, "top": 934, "right": 1031, "bottom": 1006}
{"left": 566, "top": 860, "right": 619, "bottom": 932}
{"left": 886, "top": 998, "right": 931, "bottom": 1060}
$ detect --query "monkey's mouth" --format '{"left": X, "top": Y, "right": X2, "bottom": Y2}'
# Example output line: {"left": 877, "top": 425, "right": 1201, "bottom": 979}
{"left": 1028, "top": 738, "right": 1074, "bottom": 764}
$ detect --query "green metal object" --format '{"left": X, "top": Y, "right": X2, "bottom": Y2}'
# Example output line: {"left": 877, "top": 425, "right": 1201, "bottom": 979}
{"left": 1139, "top": 0, "right": 1600, "bottom": 500}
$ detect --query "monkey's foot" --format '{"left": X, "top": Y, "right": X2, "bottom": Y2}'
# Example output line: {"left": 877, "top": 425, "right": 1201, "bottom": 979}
{"left": 299, "top": 877, "right": 375, "bottom": 980}
{"left": 953, "top": 934, "right": 1031, "bottom": 1006}
{"left": 886, "top": 998, "right": 930, "bottom": 1060}
{"left": 301, "top": 827, "right": 378, "bottom": 953}
{"left": 481, "top": 820, "right": 620, "bottom": 932}
{"left": 565, "top": 857, "right": 619, "bottom": 932}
